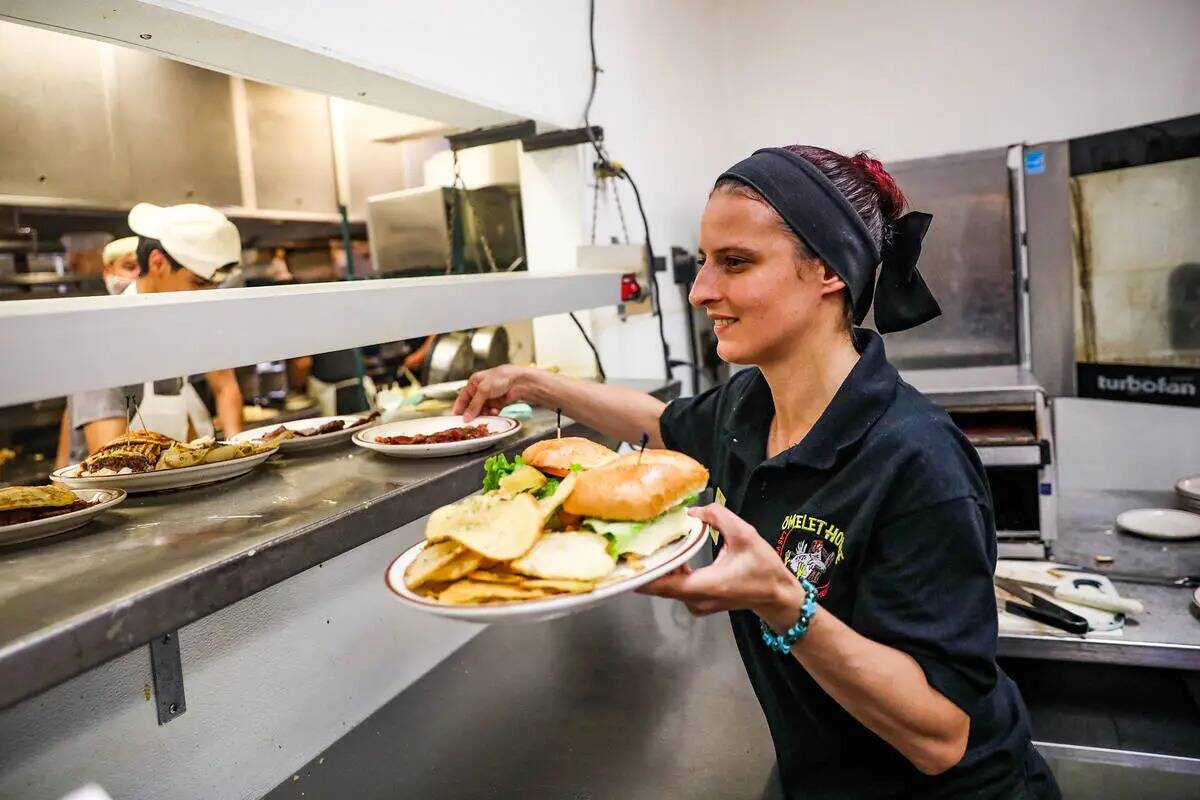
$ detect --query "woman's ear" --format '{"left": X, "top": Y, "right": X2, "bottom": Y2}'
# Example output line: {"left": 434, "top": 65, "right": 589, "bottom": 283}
{"left": 820, "top": 263, "right": 846, "bottom": 297}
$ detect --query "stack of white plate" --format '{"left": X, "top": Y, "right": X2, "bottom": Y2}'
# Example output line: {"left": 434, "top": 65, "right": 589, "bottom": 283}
{"left": 1177, "top": 475, "right": 1200, "bottom": 513}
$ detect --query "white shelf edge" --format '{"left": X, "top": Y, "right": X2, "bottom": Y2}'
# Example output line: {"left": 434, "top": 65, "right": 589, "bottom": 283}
{"left": 976, "top": 444, "right": 1042, "bottom": 466}
{"left": 0, "top": 271, "right": 620, "bottom": 406}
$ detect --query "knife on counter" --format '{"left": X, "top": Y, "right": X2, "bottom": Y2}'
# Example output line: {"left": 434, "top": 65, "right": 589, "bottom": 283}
{"left": 1009, "top": 574, "right": 1144, "bottom": 615}
{"left": 994, "top": 577, "right": 1090, "bottom": 635}
{"left": 1049, "top": 566, "right": 1200, "bottom": 589}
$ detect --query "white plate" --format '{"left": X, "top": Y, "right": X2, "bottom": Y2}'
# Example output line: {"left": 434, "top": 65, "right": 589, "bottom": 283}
{"left": 418, "top": 380, "right": 469, "bottom": 400}
{"left": 353, "top": 415, "right": 519, "bottom": 459}
{"left": 1176, "top": 475, "right": 1200, "bottom": 501}
{"left": 51, "top": 448, "right": 277, "bottom": 494}
{"left": 1116, "top": 508, "right": 1200, "bottom": 541}
{"left": 385, "top": 515, "right": 710, "bottom": 624}
{"left": 0, "top": 488, "right": 127, "bottom": 546}
{"left": 229, "top": 414, "right": 379, "bottom": 452}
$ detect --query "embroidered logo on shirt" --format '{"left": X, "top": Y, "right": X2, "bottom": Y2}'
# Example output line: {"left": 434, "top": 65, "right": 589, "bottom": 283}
{"left": 775, "top": 513, "right": 846, "bottom": 598}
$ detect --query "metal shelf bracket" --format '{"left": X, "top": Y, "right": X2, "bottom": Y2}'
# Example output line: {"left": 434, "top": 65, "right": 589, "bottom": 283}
{"left": 149, "top": 630, "right": 186, "bottom": 725}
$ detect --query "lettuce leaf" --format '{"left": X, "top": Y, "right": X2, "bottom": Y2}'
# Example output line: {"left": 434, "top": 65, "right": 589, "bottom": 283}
{"left": 582, "top": 495, "right": 698, "bottom": 557}
{"left": 582, "top": 518, "right": 647, "bottom": 558}
{"left": 533, "top": 477, "right": 560, "bottom": 500}
{"left": 481, "top": 453, "right": 523, "bottom": 492}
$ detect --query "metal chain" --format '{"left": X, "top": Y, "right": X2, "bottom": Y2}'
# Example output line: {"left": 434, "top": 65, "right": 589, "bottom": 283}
{"left": 610, "top": 175, "right": 631, "bottom": 244}
{"left": 589, "top": 168, "right": 630, "bottom": 246}
{"left": 449, "top": 148, "right": 498, "bottom": 273}
{"left": 444, "top": 151, "right": 460, "bottom": 274}
{"left": 590, "top": 176, "right": 601, "bottom": 245}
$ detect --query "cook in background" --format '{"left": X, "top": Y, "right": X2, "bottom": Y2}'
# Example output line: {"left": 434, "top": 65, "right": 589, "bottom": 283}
{"left": 99, "top": 236, "right": 140, "bottom": 295}
{"left": 65, "top": 204, "right": 245, "bottom": 465}
{"left": 54, "top": 236, "right": 144, "bottom": 467}
{"left": 455, "top": 146, "right": 1060, "bottom": 799}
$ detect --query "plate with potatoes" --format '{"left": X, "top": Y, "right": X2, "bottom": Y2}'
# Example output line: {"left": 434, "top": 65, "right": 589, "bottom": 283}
{"left": 385, "top": 436, "right": 710, "bottom": 623}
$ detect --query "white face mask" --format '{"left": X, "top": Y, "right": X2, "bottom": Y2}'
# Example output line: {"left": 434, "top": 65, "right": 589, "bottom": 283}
{"left": 104, "top": 273, "right": 133, "bottom": 295}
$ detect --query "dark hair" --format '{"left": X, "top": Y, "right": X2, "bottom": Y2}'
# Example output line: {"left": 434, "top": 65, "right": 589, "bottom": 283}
{"left": 713, "top": 145, "right": 907, "bottom": 326}
{"left": 136, "top": 237, "right": 184, "bottom": 276}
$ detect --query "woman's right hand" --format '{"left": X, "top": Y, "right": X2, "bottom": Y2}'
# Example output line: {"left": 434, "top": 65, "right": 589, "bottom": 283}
{"left": 453, "top": 365, "right": 535, "bottom": 421}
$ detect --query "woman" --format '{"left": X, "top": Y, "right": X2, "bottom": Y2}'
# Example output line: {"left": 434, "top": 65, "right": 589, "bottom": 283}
{"left": 454, "top": 146, "right": 1059, "bottom": 799}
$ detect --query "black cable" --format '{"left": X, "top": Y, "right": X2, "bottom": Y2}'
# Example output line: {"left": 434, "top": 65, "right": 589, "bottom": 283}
{"left": 583, "top": 0, "right": 674, "bottom": 380}
{"left": 620, "top": 165, "right": 673, "bottom": 379}
{"left": 583, "top": 0, "right": 606, "bottom": 164}
{"left": 569, "top": 311, "right": 607, "bottom": 381}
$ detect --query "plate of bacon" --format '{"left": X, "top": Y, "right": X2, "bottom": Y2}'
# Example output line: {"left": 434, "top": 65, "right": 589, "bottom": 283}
{"left": 231, "top": 411, "right": 382, "bottom": 453}
{"left": 352, "top": 415, "right": 520, "bottom": 459}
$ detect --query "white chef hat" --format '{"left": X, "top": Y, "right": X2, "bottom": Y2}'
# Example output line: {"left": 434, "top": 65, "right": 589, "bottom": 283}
{"left": 127, "top": 203, "right": 241, "bottom": 281}
{"left": 102, "top": 236, "right": 139, "bottom": 265}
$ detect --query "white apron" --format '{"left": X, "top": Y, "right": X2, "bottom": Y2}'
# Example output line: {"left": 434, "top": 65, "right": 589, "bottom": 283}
{"left": 308, "top": 374, "right": 377, "bottom": 417}
{"left": 137, "top": 379, "right": 215, "bottom": 443}
{"left": 120, "top": 282, "right": 215, "bottom": 442}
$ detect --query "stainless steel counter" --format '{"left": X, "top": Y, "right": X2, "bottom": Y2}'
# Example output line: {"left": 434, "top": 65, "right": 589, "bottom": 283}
{"left": 0, "top": 379, "right": 679, "bottom": 709}
{"left": 262, "top": 485, "right": 1200, "bottom": 800}
{"left": 998, "top": 489, "right": 1200, "bottom": 669}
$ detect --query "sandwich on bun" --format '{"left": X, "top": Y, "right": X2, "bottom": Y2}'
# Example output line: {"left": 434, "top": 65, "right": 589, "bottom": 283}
{"left": 565, "top": 449, "right": 709, "bottom": 557}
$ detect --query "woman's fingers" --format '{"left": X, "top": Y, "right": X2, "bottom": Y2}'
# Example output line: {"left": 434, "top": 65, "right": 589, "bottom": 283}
{"left": 461, "top": 375, "right": 500, "bottom": 421}
{"left": 639, "top": 562, "right": 727, "bottom": 600}
{"left": 636, "top": 563, "right": 694, "bottom": 595}
{"left": 688, "top": 503, "right": 755, "bottom": 544}
{"left": 452, "top": 374, "right": 480, "bottom": 416}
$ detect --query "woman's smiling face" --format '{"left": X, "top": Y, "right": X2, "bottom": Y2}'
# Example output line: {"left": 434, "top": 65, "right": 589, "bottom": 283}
{"left": 691, "top": 187, "right": 846, "bottom": 365}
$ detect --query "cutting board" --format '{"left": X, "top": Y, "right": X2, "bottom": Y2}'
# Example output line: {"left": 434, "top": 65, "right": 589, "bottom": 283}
{"left": 995, "top": 560, "right": 1125, "bottom": 636}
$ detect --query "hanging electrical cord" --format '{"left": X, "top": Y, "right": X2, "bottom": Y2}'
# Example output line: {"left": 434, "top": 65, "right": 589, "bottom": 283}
{"left": 569, "top": 311, "right": 607, "bottom": 381}
{"left": 582, "top": 0, "right": 676, "bottom": 381}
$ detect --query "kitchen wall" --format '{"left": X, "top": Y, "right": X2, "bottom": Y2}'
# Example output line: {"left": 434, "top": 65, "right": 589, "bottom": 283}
{"left": 2, "top": 3, "right": 1198, "bottom": 797}
{"left": 711, "top": 0, "right": 1200, "bottom": 163}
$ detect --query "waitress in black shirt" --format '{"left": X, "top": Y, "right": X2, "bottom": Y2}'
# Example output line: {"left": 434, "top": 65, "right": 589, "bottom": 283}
{"left": 455, "top": 145, "right": 1060, "bottom": 800}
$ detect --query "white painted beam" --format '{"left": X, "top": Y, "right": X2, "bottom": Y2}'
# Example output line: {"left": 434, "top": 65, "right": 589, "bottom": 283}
{"left": 0, "top": 272, "right": 620, "bottom": 405}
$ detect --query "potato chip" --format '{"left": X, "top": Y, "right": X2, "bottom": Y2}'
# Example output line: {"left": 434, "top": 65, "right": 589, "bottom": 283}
{"left": 466, "top": 569, "right": 525, "bottom": 585}
{"left": 510, "top": 531, "right": 615, "bottom": 581}
{"left": 426, "top": 493, "right": 542, "bottom": 560}
{"left": 436, "top": 579, "right": 552, "bottom": 605}
{"left": 405, "top": 541, "right": 466, "bottom": 590}
{"left": 496, "top": 464, "right": 547, "bottom": 499}
{"left": 536, "top": 473, "right": 577, "bottom": 522}
{"left": 518, "top": 578, "right": 596, "bottom": 594}
{"left": 425, "top": 548, "right": 485, "bottom": 584}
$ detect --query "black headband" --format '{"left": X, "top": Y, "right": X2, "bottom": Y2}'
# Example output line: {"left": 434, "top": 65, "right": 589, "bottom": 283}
{"left": 717, "top": 147, "right": 940, "bottom": 333}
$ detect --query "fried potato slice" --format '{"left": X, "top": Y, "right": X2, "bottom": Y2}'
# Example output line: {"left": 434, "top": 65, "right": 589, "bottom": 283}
{"left": 537, "top": 472, "right": 577, "bottom": 522}
{"left": 405, "top": 540, "right": 466, "bottom": 590}
{"left": 425, "top": 493, "right": 542, "bottom": 560}
{"left": 510, "top": 531, "right": 615, "bottom": 581}
{"left": 496, "top": 464, "right": 547, "bottom": 499}
{"left": 426, "top": 548, "right": 486, "bottom": 585}
{"left": 436, "top": 579, "right": 553, "bottom": 605}
{"left": 518, "top": 578, "right": 596, "bottom": 594}
{"left": 466, "top": 569, "right": 526, "bottom": 585}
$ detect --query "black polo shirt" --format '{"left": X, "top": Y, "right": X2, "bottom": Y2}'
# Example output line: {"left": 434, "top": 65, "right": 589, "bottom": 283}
{"left": 660, "top": 330, "right": 1051, "bottom": 800}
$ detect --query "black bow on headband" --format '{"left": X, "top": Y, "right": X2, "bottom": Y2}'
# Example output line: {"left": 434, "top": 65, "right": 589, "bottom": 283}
{"left": 717, "top": 148, "right": 941, "bottom": 334}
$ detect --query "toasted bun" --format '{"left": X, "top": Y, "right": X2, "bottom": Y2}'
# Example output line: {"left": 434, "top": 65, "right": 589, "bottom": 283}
{"left": 0, "top": 485, "right": 77, "bottom": 512}
{"left": 104, "top": 429, "right": 175, "bottom": 449}
{"left": 563, "top": 449, "right": 708, "bottom": 521}
{"left": 521, "top": 437, "right": 617, "bottom": 477}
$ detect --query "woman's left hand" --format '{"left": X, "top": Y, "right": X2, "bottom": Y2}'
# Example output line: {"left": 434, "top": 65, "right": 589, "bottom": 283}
{"left": 638, "top": 503, "right": 807, "bottom": 632}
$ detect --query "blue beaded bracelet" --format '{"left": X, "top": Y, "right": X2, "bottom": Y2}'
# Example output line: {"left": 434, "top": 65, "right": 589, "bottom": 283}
{"left": 759, "top": 579, "right": 818, "bottom": 654}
